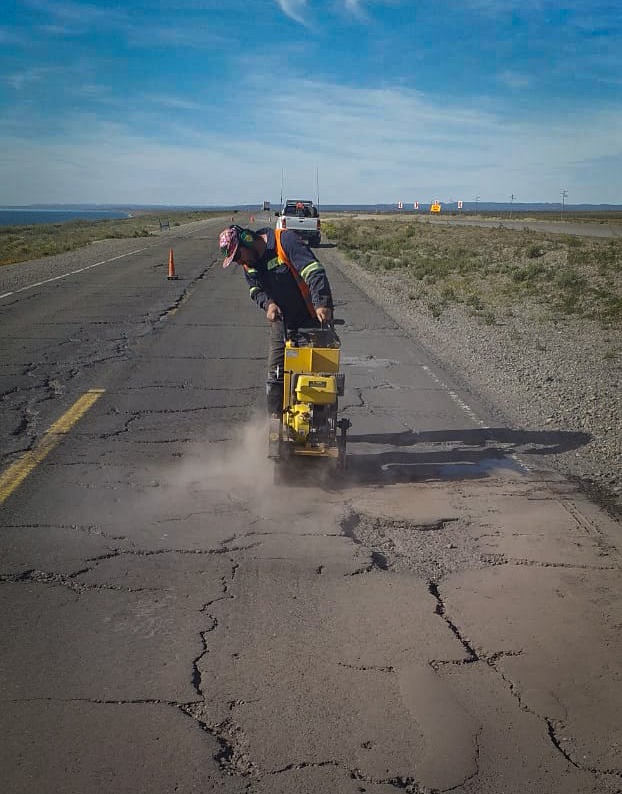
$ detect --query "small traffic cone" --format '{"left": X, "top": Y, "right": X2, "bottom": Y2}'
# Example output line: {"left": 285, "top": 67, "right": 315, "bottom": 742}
{"left": 167, "top": 248, "right": 178, "bottom": 280}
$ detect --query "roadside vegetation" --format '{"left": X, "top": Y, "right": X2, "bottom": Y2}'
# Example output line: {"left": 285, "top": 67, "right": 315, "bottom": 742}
{"left": 322, "top": 217, "right": 622, "bottom": 327}
{"left": 0, "top": 210, "right": 222, "bottom": 267}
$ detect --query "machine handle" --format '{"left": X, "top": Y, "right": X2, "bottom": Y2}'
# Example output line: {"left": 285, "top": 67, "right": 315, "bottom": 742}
{"left": 296, "top": 319, "right": 344, "bottom": 334}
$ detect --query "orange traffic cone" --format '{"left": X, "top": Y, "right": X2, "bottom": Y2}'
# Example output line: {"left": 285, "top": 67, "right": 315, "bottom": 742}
{"left": 167, "top": 249, "right": 178, "bottom": 280}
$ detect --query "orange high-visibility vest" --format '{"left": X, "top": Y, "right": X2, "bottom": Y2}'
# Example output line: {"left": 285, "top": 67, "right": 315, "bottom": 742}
{"left": 273, "top": 229, "right": 317, "bottom": 319}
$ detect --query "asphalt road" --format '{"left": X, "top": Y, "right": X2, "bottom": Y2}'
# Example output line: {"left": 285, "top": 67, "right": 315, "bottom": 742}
{"left": 1, "top": 218, "right": 621, "bottom": 793}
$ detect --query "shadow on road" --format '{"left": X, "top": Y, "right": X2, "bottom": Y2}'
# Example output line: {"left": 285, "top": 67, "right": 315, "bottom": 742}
{"left": 274, "top": 427, "right": 591, "bottom": 488}
{"left": 347, "top": 427, "right": 590, "bottom": 455}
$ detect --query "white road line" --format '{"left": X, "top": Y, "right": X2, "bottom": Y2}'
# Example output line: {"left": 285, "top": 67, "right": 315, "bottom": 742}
{"left": 0, "top": 247, "right": 149, "bottom": 301}
{"left": 421, "top": 365, "right": 489, "bottom": 428}
{"left": 421, "top": 364, "right": 533, "bottom": 472}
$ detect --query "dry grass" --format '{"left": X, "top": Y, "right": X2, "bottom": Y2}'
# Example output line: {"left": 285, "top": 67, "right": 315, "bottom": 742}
{"left": 323, "top": 217, "right": 622, "bottom": 327}
{"left": 0, "top": 210, "right": 222, "bottom": 267}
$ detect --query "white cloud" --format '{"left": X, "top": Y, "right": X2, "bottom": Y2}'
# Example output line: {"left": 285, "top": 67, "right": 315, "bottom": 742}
{"left": 274, "top": 0, "right": 310, "bottom": 25}
{"left": 0, "top": 26, "right": 28, "bottom": 45}
{"left": 24, "top": 0, "right": 125, "bottom": 26}
{"left": 460, "top": 0, "right": 547, "bottom": 13}
{"left": 125, "top": 23, "right": 228, "bottom": 49}
{"left": 341, "top": 0, "right": 372, "bottom": 22}
{"left": 497, "top": 71, "right": 532, "bottom": 90}
{"left": 5, "top": 67, "right": 57, "bottom": 90}
{"left": 343, "top": 0, "right": 363, "bottom": 14}
{"left": 141, "top": 94, "right": 203, "bottom": 111}
{"left": 341, "top": 0, "right": 403, "bottom": 21}
{"left": 1, "top": 77, "right": 620, "bottom": 204}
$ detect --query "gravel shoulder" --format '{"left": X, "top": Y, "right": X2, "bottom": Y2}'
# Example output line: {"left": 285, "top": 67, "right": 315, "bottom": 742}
{"left": 323, "top": 239, "right": 622, "bottom": 516}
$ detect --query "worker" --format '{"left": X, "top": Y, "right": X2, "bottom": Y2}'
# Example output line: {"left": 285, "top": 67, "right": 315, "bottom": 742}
{"left": 219, "top": 225, "right": 334, "bottom": 416}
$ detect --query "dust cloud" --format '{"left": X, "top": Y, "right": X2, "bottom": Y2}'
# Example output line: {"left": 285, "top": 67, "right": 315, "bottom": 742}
{"left": 118, "top": 414, "right": 279, "bottom": 538}
{"left": 168, "top": 413, "right": 276, "bottom": 499}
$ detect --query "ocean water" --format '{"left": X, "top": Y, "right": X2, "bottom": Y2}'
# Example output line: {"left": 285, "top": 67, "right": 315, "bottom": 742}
{"left": 0, "top": 208, "right": 130, "bottom": 227}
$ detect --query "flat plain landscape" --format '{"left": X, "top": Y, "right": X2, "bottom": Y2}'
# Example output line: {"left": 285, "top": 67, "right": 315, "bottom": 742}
{"left": 2, "top": 210, "right": 621, "bottom": 511}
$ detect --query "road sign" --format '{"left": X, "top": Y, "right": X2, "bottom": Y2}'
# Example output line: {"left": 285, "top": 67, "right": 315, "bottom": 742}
{"left": 458, "top": 200, "right": 463, "bottom": 209}
{"left": 430, "top": 202, "right": 441, "bottom": 214}
{"left": 414, "top": 201, "right": 419, "bottom": 210}
{"left": 398, "top": 201, "right": 403, "bottom": 210}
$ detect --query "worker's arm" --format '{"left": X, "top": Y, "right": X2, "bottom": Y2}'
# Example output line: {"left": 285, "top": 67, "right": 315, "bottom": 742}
{"left": 280, "top": 231, "right": 334, "bottom": 313}
{"left": 243, "top": 266, "right": 276, "bottom": 314}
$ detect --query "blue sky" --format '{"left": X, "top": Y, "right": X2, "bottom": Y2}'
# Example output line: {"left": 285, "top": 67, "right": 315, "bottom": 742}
{"left": 1, "top": 0, "right": 621, "bottom": 205}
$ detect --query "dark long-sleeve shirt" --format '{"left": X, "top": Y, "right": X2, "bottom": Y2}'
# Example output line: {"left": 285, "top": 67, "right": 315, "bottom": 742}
{"left": 243, "top": 228, "right": 333, "bottom": 328}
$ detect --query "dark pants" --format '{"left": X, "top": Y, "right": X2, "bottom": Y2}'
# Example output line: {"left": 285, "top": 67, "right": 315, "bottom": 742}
{"left": 266, "top": 319, "right": 286, "bottom": 415}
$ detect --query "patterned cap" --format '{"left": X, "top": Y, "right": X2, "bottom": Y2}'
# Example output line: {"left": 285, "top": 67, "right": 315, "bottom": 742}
{"left": 219, "top": 226, "right": 239, "bottom": 268}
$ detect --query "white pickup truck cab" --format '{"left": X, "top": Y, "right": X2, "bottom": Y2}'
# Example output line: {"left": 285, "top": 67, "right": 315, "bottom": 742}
{"left": 275, "top": 200, "right": 321, "bottom": 247}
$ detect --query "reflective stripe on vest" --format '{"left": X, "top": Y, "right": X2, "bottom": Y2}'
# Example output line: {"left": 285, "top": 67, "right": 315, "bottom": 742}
{"left": 274, "top": 229, "right": 317, "bottom": 319}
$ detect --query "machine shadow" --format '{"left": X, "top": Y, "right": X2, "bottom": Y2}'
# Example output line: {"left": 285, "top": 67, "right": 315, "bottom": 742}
{"left": 342, "top": 426, "right": 591, "bottom": 487}
{"left": 274, "top": 426, "right": 591, "bottom": 489}
{"left": 348, "top": 427, "right": 591, "bottom": 453}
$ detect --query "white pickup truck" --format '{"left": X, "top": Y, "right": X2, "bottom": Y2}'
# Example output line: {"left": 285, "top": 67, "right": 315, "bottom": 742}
{"left": 275, "top": 200, "right": 321, "bottom": 247}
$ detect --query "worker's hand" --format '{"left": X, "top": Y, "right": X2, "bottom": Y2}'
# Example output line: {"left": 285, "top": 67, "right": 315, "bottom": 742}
{"left": 315, "top": 306, "right": 332, "bottom": 324}
{"left": 266, "top": 302, "right": 281, "bottom": 321}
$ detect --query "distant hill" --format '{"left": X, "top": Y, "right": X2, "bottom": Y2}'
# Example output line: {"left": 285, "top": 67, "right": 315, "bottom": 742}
{"left": 6, "top": 201, "right": 622, "bottom": 213}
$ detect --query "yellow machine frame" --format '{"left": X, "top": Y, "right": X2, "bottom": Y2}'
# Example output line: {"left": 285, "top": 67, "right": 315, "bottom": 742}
{"left": 270, "top": 325, "right": 349, "bottom": 467}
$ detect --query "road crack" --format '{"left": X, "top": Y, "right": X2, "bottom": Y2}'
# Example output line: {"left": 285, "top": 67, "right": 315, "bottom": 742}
{"left": 179, "top": 703, "right": 258, "bottom": 778}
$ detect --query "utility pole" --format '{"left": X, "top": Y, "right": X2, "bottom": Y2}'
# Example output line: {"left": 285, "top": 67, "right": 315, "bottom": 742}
{"left": 475, "top": 194, "right": 480, "bottom": 216}
{"left": 315, "top": 166, "right": 320, "bottom": 211}
{"left": 561, "top": 188, "right": 568, "bottom": 219}
{"left": 510, "top": 193, "right": 516, "bottom": 218}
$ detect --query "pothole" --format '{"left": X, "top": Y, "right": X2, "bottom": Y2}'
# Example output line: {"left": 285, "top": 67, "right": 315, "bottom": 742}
{"left": 343, "top": 512, "right": 483, "bottom": 579}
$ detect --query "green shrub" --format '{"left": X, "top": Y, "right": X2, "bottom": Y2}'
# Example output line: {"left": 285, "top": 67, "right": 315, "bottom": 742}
{"left": 511, "top": 261, "right": 547, "bottom": 282}
{"left": 466, "top": 294, "right": 484, "bottom": 311}
{"left": 556, "top": 267, "right": 587, "bottom": 290}
{"left": 323, "top": 215, "right": 622, "bottom": 327}
{"left": 428, "top": 302, "right": 442, "bottom": 319}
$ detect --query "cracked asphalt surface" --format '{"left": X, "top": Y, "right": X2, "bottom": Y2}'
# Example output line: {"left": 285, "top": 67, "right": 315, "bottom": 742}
{"left": 1, "top": 217, "right": 621, "bottom": 793}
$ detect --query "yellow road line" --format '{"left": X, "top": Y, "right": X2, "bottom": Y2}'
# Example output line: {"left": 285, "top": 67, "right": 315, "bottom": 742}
{"left": 0, "top": 388, "right": 105, "bottom": 506}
